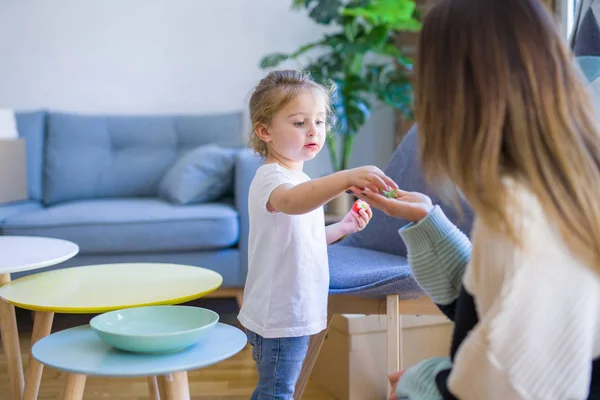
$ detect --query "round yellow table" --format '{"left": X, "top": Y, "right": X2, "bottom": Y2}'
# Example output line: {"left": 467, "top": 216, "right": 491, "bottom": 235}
{"left": 0, "top": 262, "right": 223, "bottom": 400}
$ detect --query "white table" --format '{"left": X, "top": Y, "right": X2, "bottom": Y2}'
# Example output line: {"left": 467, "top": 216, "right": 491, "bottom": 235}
{"left": 0, "top": 236, "right": 79, "bottom": 400}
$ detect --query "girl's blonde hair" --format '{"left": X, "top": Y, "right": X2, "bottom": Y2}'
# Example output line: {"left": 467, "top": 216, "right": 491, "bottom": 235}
{"left": 248, "top": 69, "right": 334, "bottom": 158}
{"left": 416, "top": 0, "right": 600, "bottom": 271}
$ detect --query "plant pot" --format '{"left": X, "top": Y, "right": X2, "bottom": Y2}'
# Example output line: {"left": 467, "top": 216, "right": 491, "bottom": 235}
{"left": 327, "top": 192, "right": 354, "bottom": 216}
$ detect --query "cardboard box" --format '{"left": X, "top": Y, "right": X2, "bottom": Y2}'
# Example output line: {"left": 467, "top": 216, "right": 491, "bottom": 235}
{"left": 312, "top": 314, "right": 453, "bottom": 400}
{"left": 0, "top": 139, "right": 28, "bottom": 204}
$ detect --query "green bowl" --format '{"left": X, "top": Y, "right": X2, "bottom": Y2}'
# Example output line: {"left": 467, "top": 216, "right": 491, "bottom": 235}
{"left": 90, "top": 305, "right": 219, "bottom": 354}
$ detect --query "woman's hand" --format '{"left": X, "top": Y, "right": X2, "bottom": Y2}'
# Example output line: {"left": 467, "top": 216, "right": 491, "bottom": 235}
{"left": 388, "top": 370, "right": 405, "bottom": 400}
{"left": 350, "top": 187, "right": 434, "bottom": 223}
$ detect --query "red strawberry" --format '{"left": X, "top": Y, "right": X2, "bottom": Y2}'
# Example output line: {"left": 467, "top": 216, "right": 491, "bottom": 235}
{"left": 352, "top": 200, "right": 370, "bottom": 214}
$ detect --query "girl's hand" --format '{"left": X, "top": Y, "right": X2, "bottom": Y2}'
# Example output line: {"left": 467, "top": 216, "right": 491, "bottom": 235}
{"left": 343, "top": 166, "right": 398, "bottom": 194}
{"left": 339, "top": 207, "right": 372, "bottom": 235}
{"left": 350, "top": 187, "right": 434, "bottom": 223}
{"left": 388, "top": 370, "right": 405, "bottom": 400}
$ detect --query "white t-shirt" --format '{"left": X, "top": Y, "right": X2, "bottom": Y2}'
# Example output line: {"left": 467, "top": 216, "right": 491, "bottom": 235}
{"left": 237, "top": 163, "right": 329, "bottom": 338}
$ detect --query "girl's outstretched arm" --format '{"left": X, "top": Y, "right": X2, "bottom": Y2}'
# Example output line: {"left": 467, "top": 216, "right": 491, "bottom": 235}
{"left": 269, "top": 166, "right": 396, "bottom": 215}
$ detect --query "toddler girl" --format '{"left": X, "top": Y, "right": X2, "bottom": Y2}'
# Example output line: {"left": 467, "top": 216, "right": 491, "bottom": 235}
{"left": 238, "top": 69, "right": 397, "bottom": 399}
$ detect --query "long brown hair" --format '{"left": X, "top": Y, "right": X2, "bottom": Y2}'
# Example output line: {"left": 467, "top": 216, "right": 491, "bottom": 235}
{"left": 416, "top": 0, "right": 600, "bottom": 270}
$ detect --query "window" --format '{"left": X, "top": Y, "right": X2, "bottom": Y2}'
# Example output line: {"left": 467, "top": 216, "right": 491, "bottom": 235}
{"left": 565, "top": 0, "right": 579, "bottom": 37}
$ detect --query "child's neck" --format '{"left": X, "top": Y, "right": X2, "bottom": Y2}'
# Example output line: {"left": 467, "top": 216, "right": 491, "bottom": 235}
{"left": 265, "top": 154, "right": 304, "bottom": 172}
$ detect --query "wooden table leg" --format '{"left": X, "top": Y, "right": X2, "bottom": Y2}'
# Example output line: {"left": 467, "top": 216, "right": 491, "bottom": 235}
{"left": 158, "top": 372, "right": 190, "bottom": 400}
{"left": 387, "top": 294, "right": 403, "bottom": 392}
{"left": 147, "top": 376, "right": 161, "bottom": 400}
{"left": 0, "top": 273, "right": 24, "bottom": 400}
{"left": 158, "top": 374, "right": 168, "bottom": 398}
{"left": 23, "top": 310, "right": 54, "bottom": 400}
{"left": 293, "top": 314, "right": 334, "bottom": 400}
{"left": 63, "top": 374, "right": 86, "bottom": 400}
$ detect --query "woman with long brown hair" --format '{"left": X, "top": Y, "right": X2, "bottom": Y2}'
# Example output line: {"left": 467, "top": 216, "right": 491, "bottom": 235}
{"left": 352, "top": 0, "right": 600, "bottom": 398}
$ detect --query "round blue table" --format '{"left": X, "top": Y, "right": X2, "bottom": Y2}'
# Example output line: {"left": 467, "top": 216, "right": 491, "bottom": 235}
{"left": 32, "top": 323, "right": 247, "bottom": 400}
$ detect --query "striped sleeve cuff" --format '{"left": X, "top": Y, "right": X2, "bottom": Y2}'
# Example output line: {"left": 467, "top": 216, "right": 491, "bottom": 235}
{"left": 397, "top": 206, "right": 472, "bottom": 305}
{"left": 396, "top": 357, "right": 452, "bottom": 400}
{"left": 398, "top": 206, "right": 458, "bottom": 255}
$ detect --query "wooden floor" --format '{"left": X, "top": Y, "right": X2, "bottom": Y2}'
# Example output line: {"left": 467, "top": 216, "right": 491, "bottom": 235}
{"left": 0, "top": 299, "right": 335, "bottom": 399}
{"left": 0, "top": 336, "right": 334, "bottom": 399}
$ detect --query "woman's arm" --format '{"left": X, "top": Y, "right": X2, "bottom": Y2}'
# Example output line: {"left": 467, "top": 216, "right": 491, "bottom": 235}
{"left": 351, "top": 189, "right": 473, "bottom": 320}
{"left": 394, "top": 286, "right": 478, "bottom": 400}
{"left": 398, "top": 205, "right": 472, "bottom": 317}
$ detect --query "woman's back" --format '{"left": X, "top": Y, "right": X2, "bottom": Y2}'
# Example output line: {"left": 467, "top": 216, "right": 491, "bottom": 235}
{"left": 447, "top": 177, "right": 600, "bottom": 398}
{"left": 410, "top": 0, "right": 600, "bottom": 398}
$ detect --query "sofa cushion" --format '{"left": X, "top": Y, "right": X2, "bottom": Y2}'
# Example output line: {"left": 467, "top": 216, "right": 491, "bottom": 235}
{"left": 43, "top": 111, "right": 243, "bottom": 205}
{"left": 159, "top": 144, "right": 237, "bottom": 205}
{"left": 15, "top": 111, "right": 46, "bottom": 201}
{"left": 1, "top": 199, "right": 239, "bottom": 254}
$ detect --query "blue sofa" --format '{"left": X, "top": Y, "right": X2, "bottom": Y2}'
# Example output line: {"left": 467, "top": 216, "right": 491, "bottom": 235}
{"left": 0, "top": 111, "right": 262, "bottom": 289}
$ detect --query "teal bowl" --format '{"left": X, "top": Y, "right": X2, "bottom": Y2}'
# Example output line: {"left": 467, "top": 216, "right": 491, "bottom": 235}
{"left": 90, "top": 305, "right": 219, "bottom": 354}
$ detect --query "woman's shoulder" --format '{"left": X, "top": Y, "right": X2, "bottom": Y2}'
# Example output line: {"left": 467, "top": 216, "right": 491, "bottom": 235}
{"left": 495, "top": 176, "right": 599, "bottom": 280}
{"left": 501, "top": 176, "right": 542, "bottom": 217}
{"left": 468, "top": 177, "right": 600, "bottom": 315}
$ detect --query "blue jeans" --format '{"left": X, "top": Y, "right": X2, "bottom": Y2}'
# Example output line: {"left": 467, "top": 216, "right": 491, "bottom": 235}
{"left": 246, "top": 330, "right": 310, "bottom": 400}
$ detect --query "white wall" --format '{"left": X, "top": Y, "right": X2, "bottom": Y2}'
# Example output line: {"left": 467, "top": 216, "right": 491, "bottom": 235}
{"left": 0, "top": 0, "right": 398, "bottom": 175}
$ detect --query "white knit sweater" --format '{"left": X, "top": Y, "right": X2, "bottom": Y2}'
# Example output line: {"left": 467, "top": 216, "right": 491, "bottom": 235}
{"left": 448, "top": 181, "right": 600, "bottom": 399}
{"left": 396, "top": 179, "right": 600, "bottom": 399}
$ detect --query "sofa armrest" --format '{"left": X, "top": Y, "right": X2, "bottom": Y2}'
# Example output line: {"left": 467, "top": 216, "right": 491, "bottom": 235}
{"left": 234, "top": 149, "right": 263, "bottom": 282}
{"left": 0, "top": 201, "right": 42, "bottom": 225}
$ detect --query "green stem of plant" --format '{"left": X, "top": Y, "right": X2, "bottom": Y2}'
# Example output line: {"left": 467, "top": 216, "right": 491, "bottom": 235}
{"left": 326, "top": 134, "right": 339, "bottom": 172}
{"left": 341, "top": 131, "right": 355, "bottom": 171}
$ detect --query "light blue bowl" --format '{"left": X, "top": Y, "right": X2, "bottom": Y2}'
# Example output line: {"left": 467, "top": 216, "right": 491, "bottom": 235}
{"left": 90, "top": 305, "right": 219, "bottom": 354}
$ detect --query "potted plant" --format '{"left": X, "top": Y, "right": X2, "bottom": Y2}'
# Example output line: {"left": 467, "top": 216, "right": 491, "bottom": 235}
{"left": 260, "top": 0, "right": 421, "bottom": 215}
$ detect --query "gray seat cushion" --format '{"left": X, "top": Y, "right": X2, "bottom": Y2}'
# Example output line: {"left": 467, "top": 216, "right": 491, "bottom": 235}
{"left": 2, "top": 199, "right": 239, "bottom": 254}
{"left": 328, "top": 245, "right": 423, "bottom": 299}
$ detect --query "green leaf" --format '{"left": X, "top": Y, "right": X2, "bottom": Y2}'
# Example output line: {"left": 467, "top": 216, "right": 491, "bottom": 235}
{"left": 291, "top": 0, "right": 310, "bottom": 9}
{"left": 341, "top": 134, "right": 356, "bottom": 170}
{"left": 364, "top": 25, "right": 388, "bottom": 47}
{"left": 325, "top": 133, "right": 340, "bottom": 171}
{"left": 391, "top": 17, "right": 421, "bottom": 32}
{"left": 308, "top": 0, "right": 342, "bottom": 24}
{"left": 348, "top": 53, "right": 364, "bottom": 76}
{"left": 260, "top": 53, "right": 290, "bottom": 69}
{"left": 346, "top": 0, "right": 370, "bottom": 8}
{"left": 345, "top": 97, "right": 370, "bottom": 134}
{"left": 341, "top": 0, "right": 418, "bottom": 30}
{"left": 376, "top": 78, "right": 414, "bottom": 116}
{"left": 343, "top": 19, "right": 359, "bottom": 42}
{"left": 290, "top": 39, "right": 326, "bottom": 58}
